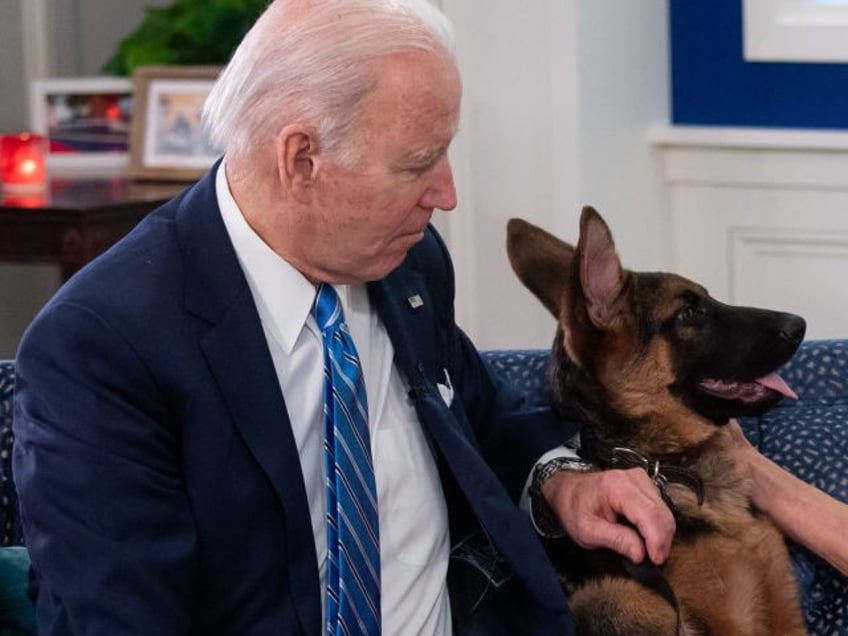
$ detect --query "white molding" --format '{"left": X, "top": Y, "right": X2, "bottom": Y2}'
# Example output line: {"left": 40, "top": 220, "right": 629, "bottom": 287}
{"left": 648, "top": 125, "right": 848, "bottom": 151}
{"left": 649, "top": 126, "right": 848, "bottom": 188}
{"left": 658, "top": 147, "right": 848, "bottom": 189}
{"left": 743, "top": 0, "right": 848, "bottom": 62}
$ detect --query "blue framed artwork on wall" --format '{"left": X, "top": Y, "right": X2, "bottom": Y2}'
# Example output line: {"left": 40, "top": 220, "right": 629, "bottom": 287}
{"left": 670, "top": 0, "right": 848, "bottom": 129}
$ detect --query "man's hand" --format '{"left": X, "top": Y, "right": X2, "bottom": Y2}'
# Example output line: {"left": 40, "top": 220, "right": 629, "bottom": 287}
{"left": 541, "top": 467, "right": 676, "bottom": 564}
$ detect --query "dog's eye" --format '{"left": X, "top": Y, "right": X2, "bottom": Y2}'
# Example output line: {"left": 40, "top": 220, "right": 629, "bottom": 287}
{"left": 676, "top": 306, "right": 704, "bottom": 324}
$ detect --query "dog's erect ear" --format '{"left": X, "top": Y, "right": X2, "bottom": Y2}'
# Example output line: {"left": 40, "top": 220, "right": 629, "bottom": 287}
{"left": 578, "top": 206, "right": 626, "bottom": 329}
{"left": 506, "top": 218, "right": 575, "bottom": 317}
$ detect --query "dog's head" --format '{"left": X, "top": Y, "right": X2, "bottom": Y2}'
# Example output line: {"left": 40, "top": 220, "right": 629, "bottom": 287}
{"left": 507, "top": 206, "right": 806, "bottom": 451}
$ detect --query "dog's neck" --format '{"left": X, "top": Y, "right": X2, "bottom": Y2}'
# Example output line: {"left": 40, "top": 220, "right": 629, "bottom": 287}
{"left": 549, "top": 337, "right": 720, "bottom": 464}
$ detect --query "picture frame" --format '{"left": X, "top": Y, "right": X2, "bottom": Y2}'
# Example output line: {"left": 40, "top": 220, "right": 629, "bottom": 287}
{"left": 29, "top": 76, "right": 134, "bottom": 175}
{"left": 129, "top": 66, "right": 222, "bottom": 182}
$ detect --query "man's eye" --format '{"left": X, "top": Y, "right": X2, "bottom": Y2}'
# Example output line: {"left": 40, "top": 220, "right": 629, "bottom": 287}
{"left": 407, "top": 161, "right": 435, "bottom": 175}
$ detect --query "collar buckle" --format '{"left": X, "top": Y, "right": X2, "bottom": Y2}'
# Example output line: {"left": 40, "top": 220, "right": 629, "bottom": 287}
{"left": 609, "top": 446, "right": 705, "bottom": 513}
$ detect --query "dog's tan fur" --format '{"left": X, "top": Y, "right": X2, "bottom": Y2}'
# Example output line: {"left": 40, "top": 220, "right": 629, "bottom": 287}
{"left": 507, "top": 207, "right": 807, "bottom": 635}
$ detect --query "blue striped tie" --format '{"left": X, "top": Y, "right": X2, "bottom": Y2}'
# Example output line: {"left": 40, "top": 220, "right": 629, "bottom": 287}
{"left": 314, "top": 284, "right": 381, "bottom": 636}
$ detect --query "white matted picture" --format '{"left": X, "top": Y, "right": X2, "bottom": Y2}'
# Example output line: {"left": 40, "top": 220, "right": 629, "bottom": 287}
{"left": 129, "top": 66, "right": 222, "bottom": 182}
{"left": 29, "top": 76, "right": 134, "bottom": 175}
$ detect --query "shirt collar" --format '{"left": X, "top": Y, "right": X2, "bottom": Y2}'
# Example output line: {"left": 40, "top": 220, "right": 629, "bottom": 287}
{"left": 215, "top": 159, "right": 316, "bottom": 354}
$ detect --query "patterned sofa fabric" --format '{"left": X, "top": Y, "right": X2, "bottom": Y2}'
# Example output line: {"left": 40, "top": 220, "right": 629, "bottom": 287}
{"left": 0, "top": 361, "right": 20, "bottom": 547}
{"left": 482, "top": 340, "right": 848, "bottom": 636}
{"left": 1, "top": 341, "right": 846, "bottom": 634}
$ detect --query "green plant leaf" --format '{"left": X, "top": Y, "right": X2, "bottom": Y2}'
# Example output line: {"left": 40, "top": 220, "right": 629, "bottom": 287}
{"left": 102, "top": 0, "right": 268, "bottom": 76}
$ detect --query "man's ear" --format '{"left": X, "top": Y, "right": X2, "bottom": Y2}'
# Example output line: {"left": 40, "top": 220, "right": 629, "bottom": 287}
{"left": 277, "top": 126, "right": 318, "bottom": 202}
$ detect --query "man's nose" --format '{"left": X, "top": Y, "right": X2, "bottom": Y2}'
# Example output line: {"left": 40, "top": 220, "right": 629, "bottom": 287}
{"left": 420, "top": 156, "right": 457, "bottom": 211}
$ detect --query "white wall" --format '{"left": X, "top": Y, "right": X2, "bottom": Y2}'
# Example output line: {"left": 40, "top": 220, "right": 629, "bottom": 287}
{"left": 438, "top": 0, "right": 670, "bottom": 349}
{"left": 44, "top": 0, "right": 169, "bottom": 78}
{"left": 0, "top": 2, "right": 28, "bottom": 134}
{"left": 436, "top": 0, "right": 581, "bottom": 351}
{"left": 577, "top": 1, "right": 671, "bottom": 271}
{"left": 0, "top": 267, "right": 60, "bottom": 359}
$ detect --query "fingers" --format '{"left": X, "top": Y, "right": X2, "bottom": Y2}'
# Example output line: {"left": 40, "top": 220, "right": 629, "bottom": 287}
{"left": 611, "top": 470, "right": 676, "bottom": 563}
{"left": 581, "top": 514, "right": 649, "bottom": 564}
{"left": 542, "top": 467, "right": 676, "bottom": 564}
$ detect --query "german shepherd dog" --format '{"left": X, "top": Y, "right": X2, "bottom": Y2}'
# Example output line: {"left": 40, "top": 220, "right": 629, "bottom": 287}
{"left": 506, "top": 207, "right": 808, "bottom": 635}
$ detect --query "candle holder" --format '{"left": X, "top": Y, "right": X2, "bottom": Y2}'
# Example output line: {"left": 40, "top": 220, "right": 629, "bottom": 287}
{"left": 0, "top": 133, "right": 48, "bottom": 193}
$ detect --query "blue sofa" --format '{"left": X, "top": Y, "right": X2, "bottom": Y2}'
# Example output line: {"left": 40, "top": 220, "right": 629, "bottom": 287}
{"left": 1, "top": 340, "right": 847, "bottom": 634}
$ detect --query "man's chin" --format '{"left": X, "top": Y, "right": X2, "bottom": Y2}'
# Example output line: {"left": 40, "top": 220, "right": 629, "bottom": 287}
{"left": 347, "top": 234, "right": 426, "bottom": 282}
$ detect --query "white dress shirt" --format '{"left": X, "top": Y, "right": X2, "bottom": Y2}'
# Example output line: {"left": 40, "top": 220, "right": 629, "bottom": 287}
{"left": 215, "top": 163, "right": 453, "bottom": 635}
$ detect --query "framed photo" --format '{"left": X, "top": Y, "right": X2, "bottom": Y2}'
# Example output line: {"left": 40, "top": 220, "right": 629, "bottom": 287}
{"left": 129, "top": 66, "right": 222, "bottom": 182}
{"left": 30, "top": 76, "right": 134, "bottom": 175}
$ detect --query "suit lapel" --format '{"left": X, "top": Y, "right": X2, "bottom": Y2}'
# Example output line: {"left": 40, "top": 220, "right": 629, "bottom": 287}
{"left": 369, "top": 267, "right": 440, "bottom": 382}
{"left": 176, "top": 167, "right": 321, "bottom": 634}
{"left": 371, "top": 259, "right": 566, "bottom": 611}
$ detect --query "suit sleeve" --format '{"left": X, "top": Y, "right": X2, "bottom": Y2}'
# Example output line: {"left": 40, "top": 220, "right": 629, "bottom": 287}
{"left": 13, "top": 301, "right": 196, "bottom": 635}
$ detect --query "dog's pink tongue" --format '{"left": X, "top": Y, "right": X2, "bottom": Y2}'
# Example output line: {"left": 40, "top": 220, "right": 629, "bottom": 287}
{"left": 756, "top": 373, "right": 798, "bottom": 400}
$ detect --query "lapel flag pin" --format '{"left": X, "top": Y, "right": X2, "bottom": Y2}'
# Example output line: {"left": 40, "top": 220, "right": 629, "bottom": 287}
{"left": 408, "top": 294, "right": 424, "bottom": 309}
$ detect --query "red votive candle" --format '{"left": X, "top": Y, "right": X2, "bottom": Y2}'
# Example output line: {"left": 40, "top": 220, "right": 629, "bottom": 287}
{"left": 0, "top": 133, "right": 47, "bottom": 193}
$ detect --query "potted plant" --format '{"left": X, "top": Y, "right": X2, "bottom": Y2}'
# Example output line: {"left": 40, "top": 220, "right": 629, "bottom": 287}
{"left": 103, "top": 0, "right": 268, "bottom": 76}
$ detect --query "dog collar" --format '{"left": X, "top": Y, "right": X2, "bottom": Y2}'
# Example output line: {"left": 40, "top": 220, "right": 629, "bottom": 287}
{"left": 606, "top": 446, "right": 705, "bottom": 513}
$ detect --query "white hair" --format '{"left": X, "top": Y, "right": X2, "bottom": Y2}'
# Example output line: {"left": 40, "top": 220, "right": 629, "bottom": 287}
{"left": 202, "top": 0, "right": 456, "bottom": 163}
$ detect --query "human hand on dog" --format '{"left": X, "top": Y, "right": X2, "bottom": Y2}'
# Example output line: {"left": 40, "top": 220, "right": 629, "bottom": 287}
{"left": 541, "top": 467, "right": 676, "bottom": 564}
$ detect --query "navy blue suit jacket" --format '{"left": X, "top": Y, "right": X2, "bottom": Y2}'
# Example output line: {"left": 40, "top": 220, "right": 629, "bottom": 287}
{"left": 13, "top": 166, "right": 578, "bottom": 634}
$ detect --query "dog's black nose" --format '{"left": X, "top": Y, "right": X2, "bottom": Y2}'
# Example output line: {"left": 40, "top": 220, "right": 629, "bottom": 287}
{"left": 779, "top": 314, "right": 806, "bottom": 347}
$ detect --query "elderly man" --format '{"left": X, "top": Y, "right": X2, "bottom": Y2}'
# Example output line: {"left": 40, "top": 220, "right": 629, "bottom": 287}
{"left": 12, "top": 1, "right": 673, "bottom": 634}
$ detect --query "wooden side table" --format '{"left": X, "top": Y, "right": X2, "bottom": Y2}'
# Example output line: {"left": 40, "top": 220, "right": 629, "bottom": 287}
{"left": 0, "top": 177, "right": 187, "bottom": 281}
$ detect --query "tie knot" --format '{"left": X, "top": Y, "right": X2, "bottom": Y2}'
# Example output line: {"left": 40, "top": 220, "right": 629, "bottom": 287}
{"left": 314, "top": 284, "right": 344, "bottom": 332}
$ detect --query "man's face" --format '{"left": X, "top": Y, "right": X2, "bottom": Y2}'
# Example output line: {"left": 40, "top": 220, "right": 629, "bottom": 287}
{"left": 302, "top": 50, "right": 461, "bottom": 284}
